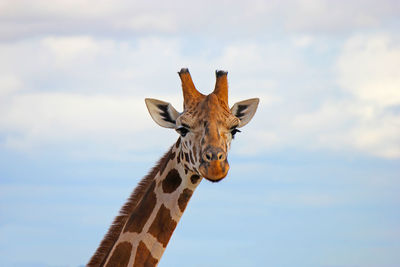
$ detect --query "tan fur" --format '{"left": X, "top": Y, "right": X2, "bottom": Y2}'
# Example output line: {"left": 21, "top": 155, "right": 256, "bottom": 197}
{"left": 213, "top": 71, "right": 229, "bottom": 107}
{"left": 178, "top": 69, "right": 205, "bottom": 108}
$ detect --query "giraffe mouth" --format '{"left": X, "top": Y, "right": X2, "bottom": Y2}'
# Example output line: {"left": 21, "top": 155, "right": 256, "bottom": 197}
{"left": 204, "top": 176, "right": 225, "bottom": 183}
{"left": 199, "top": 160, "right": 229, "bottom": 182}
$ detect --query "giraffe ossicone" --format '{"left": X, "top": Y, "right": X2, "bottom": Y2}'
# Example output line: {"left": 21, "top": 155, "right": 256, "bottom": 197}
{"left": 88, "top": 68, "right": 259, "bottom": 266}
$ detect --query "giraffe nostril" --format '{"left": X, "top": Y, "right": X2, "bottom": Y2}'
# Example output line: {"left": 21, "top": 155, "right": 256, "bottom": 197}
{"left": 203, "top": 150, "right": 226, "bottom": 162}
{"left": 203, "top": 152, "right": 213, "bottom": 162}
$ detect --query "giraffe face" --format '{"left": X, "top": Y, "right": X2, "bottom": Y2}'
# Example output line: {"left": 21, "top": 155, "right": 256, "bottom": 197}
{"left": 175, "top": 93, "right": 240, "bottom": 181}
{"left": 145, "top": 69, "right": 259, "bottom": 182}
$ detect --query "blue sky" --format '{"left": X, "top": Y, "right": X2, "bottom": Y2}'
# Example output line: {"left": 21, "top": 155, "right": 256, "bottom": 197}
{"left": 0, "top": 1, "right": 399, "bottom": 266}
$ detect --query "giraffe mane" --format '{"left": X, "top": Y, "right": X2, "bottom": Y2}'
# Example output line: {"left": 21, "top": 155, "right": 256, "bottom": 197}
{"left": 88, "top": 145, "right": 174, "bottom": 266}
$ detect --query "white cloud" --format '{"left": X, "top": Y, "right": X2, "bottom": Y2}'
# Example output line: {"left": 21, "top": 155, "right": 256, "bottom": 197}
{"left": 290, "top": 100, "right": 400, "bottom": 158}
{"left": 337, "top": 34, "right": 400, "bottom": 107}
{"left": 350, "top": 113, "right": 400, "bottom": 159}
{"left": 1, "top": 0, "right": 399, "bottom": 41}
{"left": 0, "top": 74, "right": 22, "bottom": 96}
{"left": 228, "top": 34, "right": 400, "bottom": 159}
{"left": 41, "top": 36, "right": 103, "bottom": 65}
{"left": 0, "top": 35, "right": 189, "bottom": 155}
{"left": 117, "top": 14, "right": 176, "bottom": 32}
{"left": 0, "top": 35, "right": 186, "bottom": 93}
{"left": 291, "top": 35, "right": 315, "bottom": 48}
{"left": 0, "top": 93, "right": 150, "bottom": 150}
{"left": 284, "top": 0, "right": 399, "bottom": 32}
{"left": 284, "top": 34, "right": 400, "bottom": 158}
{"left": 335, "top": 34, "right": 400, "bottom": 158}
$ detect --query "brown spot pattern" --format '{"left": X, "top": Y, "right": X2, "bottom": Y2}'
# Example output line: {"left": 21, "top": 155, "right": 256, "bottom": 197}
{"left": 133, "top": 241, "right": 158, "bottom": 267}
{"left": 178, "top": 189, "right": 193, "bottom": 212}
{"left": 148, "top": 204, "right": 177, "bottom": 247}
{"left": 175, "top": 137, "right": 181, "bottom": 148}
{"left": 190, "top": 174, "right": 200, "bottom": 184}
{"left": 123, "top": 181, "right": 156, "bottom": 233}
{"left": 105, "top": 242, "right": 132, "bottom": 267}
{"left": 162, "top": 169, "right": 182, "bottom": 193}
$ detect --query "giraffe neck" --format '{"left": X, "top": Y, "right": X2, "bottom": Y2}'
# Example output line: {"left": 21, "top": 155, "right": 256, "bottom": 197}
{"left": 89, "top": 138, "right": 202, "bottom": 266}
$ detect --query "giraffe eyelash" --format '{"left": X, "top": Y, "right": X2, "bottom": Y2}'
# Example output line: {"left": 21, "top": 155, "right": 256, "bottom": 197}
{"left": 230, "top": 128, "right": 241, "bottom": 139}
{"left": 176, "top": 126, "right": 189, "bottom": 137}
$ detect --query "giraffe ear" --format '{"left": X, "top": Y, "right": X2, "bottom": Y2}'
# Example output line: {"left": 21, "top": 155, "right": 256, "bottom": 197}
{"left": 145, "top": 98, "right": 180, "bottom": 128}
{"left": 231, "top": 98, "right": 260, "bottom": 128}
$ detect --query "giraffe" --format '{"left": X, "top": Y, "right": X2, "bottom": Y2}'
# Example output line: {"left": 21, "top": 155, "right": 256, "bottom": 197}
{"left": 88, "top": 68, "right": 259, "bottom": 266}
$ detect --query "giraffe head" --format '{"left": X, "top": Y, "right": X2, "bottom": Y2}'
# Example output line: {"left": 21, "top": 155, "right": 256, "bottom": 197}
{"left": 145, "top": 68, "right": 259, "bottom": 182}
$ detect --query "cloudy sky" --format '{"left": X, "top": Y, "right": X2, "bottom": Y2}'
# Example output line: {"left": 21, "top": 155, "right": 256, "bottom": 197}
{"left": 0, "top": 1, "right": 399, "bottom": 266}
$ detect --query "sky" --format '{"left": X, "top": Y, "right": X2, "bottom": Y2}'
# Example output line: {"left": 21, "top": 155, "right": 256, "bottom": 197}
{"left": 0, "top": 0, "right": 399, "bottom": 266}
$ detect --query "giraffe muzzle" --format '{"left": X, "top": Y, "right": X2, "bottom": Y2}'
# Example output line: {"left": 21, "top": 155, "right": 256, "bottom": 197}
{"left": 199, "top": 148, "right": 230, "bottom": 181}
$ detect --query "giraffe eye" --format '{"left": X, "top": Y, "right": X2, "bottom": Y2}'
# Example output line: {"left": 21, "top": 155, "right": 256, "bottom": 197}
{"left": 231, "top": 128, "right": 241, "bottom": 139}
{"left": 176, "top": 126, "right": 189, "bottom": 137}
